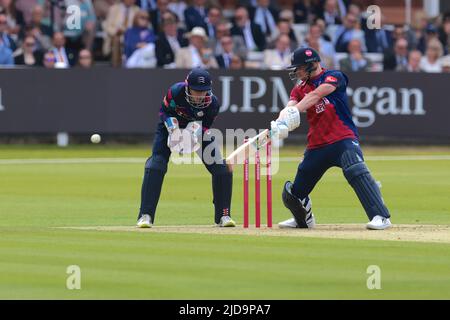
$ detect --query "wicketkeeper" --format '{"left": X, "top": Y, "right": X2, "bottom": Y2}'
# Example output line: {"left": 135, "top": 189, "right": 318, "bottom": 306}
{"left": 136, "top": 68, "right": 235, "bottom": 228}
{"left": 271, "top": 47, "right": 392, "bottom": 230}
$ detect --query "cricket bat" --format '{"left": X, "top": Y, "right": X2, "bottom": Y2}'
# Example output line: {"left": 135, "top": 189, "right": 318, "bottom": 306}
{"left": 226, "top": 129, "right": 271, "bottom": 169}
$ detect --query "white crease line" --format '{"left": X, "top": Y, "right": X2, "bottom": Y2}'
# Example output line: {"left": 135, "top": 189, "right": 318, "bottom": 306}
{"left": 280, "top": 155, "right": 450, "bottom": 162}
{"left": 1, "top": 155, "right": 450, "bottom": 165}
{"left": 0, "top": 157, "right": 145, "bottom": 164}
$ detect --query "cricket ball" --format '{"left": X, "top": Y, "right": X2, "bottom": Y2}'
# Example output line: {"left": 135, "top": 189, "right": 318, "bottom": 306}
{"left": 90, "top": 134, "right": 101, "bottom": 144}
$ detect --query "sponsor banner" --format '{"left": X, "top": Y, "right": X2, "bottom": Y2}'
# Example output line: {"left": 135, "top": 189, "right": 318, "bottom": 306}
{"left": 0, "top": 69, "right": 448, "bottom": 141}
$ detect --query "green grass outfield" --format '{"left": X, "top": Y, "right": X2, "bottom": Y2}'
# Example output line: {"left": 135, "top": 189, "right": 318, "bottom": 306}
{"left": 0, "top": 144, "right": 449, "bottom": 299}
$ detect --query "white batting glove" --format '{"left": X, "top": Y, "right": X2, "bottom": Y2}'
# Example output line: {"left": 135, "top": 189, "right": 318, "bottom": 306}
{"left": 278, "top": 106, "right": 301, "bottom": 131}
{"left": 271, "top": 120, "right": 289, "bottom": 140}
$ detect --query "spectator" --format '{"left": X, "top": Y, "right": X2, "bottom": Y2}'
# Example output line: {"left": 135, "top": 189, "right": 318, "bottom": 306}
{"left": 205, "top": 6, "right": 221, "bottom": 39}
{"left": 305, "top": 23, "right": 335, "bottom": 62}
{"left": 263, "top": 34, "right": 291, "bottom": 69}
{"left": 0, "top": 37, "right": 13, "bottom": 65}
{"left": 308, "top": 0, "right": 324, "bottom": 21}
{"left": 215, "top": 35, "right": 234, "bottom": 69}
{"left": 230, "top": 54, "right": 244, "bottom": 69}
{"left": 407, "top": 50, "right": 423, "bottom": 72}
{"left": 63, "top": 0, "right": 96, "bottom": 52}
{"left": 409, "top": 10, "right": 428, "bottom": 53}
{"left": 209, "top": 19, "right": 247, "bottom": 58}
{"left": 414, "top": 22, "right": 440, "bottom": 54}
{"left": 438, "top": 14, "right": 450, "bottom": 55}
{"left": 335, "top": 13, "right": 366, "bottom": 53}
{"left": 102, "top": 0, "right": 140, "bottom": 66}
{"left": 319, "top": 0, "right": 342, "bottom": 26}
{"left": 420, "top": 24, "right": 440, "bottom": 53}
{"left": 51, "top": 32, "right": 76, "bottom": 68}
{"left": 15, "top": 0, "right": 38, "bottom": 26}
{"left": 28, "top": 5, "right": 52, "bottom": 52}
{"left": 314, "top": 18, "right": 332, "bottom": 42}
{"left": 155, "top": 11, "right": 188, "bottom": 67}
{"left": 42, "top": 50, "right": 56, "bottom": 68}
{"left": 0, "top": 0, "right": 25, "bottom": 40}
{"left": 391, "top": 24, "right": 405, "bottom": 41}
{"left": 293, "top": 0, "right": 310, "bottom": 23}
{"left": 279, "top": 9, "right": 295, "bottom": 25}
{"left": 77, "top": 49, "right": 93, "bottom": 68}
{"left": 14, "top": 35, "right": 43, "bottom": 66}
{"left": 175, "top": 26, "right": 217, "bottom": 68}
{"left": 269, "top": 18, "right": 297, "bottom": 50}
{"left": 347, "top": 3, "right": 360, "bottom": 18}
{"left": 339, "top": 39, "right": 372, "bottom": 72}
{"left": 0, "top": 11, "right": 16, "bottom": 52}
{"left": 249, "top": 0, "right": 279, "bottom": 41}
{"left": 364, "top": 15, "right": 394, "bottom": 53}
{"left": 441, "top": 55, "right": 450, "bottom": 73}
{"left": 124, "top": 10, "right": 155, "bottom": 59}
{"left": 231, "top": 6, "right": 266, "bottom": 51}
{"left": 93, "top": 0, "right": 116, "bottom": 23}
{"left": 137, "top": 0, "right": 157, "bottom": 12}
{"left": 150, "top": 0, "right": 171, "bottom": 34}
{"left": 184, "top": 0, "right": 208, "bottom": 31}
{"left": 168, "top": 0, "right": 187, "bottom": 25}
{"left": 37, "top": 0, "right": 65, "bottom": 32}
{"left": 390, "top": 24, "right": 415, "bottom": 51}
{"left": 383, "top": 38, "right": 409, "bottom": 71}
{"left": 420, "top": 38, "right": 443, "bottom": 73}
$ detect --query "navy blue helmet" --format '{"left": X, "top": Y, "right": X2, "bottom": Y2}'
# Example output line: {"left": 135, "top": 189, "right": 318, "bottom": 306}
{"left": 287, "top": 47, "right": 321, "bottom": 70}
{"left": 185, "top": 68, "right": 213, "bottom": 108}
{"left": 287, "top": 47, "right": 321, "bottom": 82}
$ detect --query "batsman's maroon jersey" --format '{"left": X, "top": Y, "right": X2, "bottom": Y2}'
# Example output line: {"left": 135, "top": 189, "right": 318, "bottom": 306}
{"left": 290, "top": 69, "right": 358, "bottom": 149}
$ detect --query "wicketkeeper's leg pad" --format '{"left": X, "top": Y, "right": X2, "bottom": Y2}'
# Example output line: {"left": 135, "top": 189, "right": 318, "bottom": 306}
{"left": 145, "top": 154, "right": 169, "bottom": 173}
{"left": 139, "top": 155, "right": 170, "bottom": 221}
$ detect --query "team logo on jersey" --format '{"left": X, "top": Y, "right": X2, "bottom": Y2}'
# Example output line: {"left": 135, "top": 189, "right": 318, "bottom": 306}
{"left": 197, "top": 111, "right": 204, "bottom": 117}
{"left": 315, "top": 97, "right": 330, "bottom": 114}
{"left": 325, "top": 76, "right": 337, "bottom": 83}
{"left": 305, "top": 50, "right": 312, "bottom": 56}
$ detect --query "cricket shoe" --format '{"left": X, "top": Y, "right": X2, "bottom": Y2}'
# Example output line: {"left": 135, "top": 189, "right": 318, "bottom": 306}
{"left": 136, "top": 214, "right": 152, "bottom": 228}
{"left": 366, "top": 215, "right": 392, "bottom": 230}
{"left": 278, "top": 213, "right": 315, "bottom": 229}
{"left": 217, "top": 216, "right": 236, "bottom": 227}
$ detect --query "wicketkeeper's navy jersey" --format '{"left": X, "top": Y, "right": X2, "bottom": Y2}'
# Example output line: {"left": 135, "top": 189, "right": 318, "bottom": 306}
{"left": 290, "top": 69, "right": 359, "bottom": 149}
{"left": 160, "top": 82, "right": 220, "bottom": 131}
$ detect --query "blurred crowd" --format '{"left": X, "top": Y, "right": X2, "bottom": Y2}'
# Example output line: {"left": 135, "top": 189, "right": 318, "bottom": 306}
{"left": 1, "top": 0, "right": 450, "bottom": 72}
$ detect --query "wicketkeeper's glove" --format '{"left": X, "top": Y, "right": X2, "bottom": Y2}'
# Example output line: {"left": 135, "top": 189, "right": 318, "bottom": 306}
{"left": 182, "top": 121, "right": 202, "bottom": 154}
{"left": 165, "top": 119, "right": 202, "bottom": 154}
{"left": 165, "top": 117, "right": 182, "bottom": 151}
{"left": 164, "top": 117, "right": 179, "bottom": 134}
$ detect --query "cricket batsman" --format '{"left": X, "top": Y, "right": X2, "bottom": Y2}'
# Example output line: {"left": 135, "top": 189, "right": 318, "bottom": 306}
{"left": 136, "top": 68, "right": 235, "bottom": 228}
{"left": 270, "top": 47, "right": 392, "bottom": 230}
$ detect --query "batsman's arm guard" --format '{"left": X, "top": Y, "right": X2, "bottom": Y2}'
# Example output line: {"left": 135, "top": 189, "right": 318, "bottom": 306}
{"left": 282, "top": 181, "right": 309, "bottom": 228}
